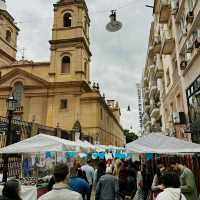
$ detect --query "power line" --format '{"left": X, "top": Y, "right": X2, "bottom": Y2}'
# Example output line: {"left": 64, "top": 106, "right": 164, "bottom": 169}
{"left": 0, "top": 0, "right": 138, "bottom": 26}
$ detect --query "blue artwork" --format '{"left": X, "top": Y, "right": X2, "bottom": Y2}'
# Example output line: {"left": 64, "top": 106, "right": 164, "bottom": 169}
{"left": 45, "top": 152, "right": 53, "bottom": 159}
{"left": 146, "top": 153, "right": 153, "bottom": 161}
{"left": 79, "top": 153, "right": 88, "bottom": 160}
{"left": 65, "top": 151, "right": 77, "bottom": 158}
{"left": 92, "top": 153, "right": 98, "bottom": 160}
{"left": 98, "top": 152, "right": 105, "bottom": 160}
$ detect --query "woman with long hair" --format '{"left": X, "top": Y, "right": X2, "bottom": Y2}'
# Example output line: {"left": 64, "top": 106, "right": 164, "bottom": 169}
{"left": 113, "top": 159, "right": 122, "bottom": 177}
{"left": 0, "top": 180, "right": 22, "bottom": 200}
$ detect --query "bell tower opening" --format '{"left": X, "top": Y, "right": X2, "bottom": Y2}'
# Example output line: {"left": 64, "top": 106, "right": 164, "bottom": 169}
{"left": 63, "top": 13, "right": 72, "bottom": 27}
{"left": 49, "top": 0, "right": 92, "bottom": 82}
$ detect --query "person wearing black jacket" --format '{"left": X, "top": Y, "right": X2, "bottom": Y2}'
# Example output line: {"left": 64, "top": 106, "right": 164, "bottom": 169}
{"left": 0, "top": 180, "right": 22, "bottom": 200}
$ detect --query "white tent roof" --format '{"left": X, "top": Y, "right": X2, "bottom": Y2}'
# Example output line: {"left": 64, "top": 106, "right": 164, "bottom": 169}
{"left": 76, "top": 140, "right": 96, "bottom": 152}
{"left": 0, "top": 134, "right": 85, "bottom": 154}
{"left": 126, "top": 133, "right": 200, "bottom": 154}
{"left": 95, "top": 144, "right": 125, "bottom": 152}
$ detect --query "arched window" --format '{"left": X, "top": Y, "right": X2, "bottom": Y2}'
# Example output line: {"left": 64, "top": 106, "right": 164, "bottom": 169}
{"left": 6, "top": 30, "right": 11, "bottom": 43}
{"left": 61, "top": 56, "right": 70, "bottom": 73}
{"left": 63, "top": 13, "right": 72, "bottom": 27}
{"left": 13, "top": 82, "right": 24, "bottom": 107}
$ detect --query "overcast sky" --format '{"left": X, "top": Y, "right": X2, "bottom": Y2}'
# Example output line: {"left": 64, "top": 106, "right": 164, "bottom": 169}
{"left": 6, "top": 0, "right": 153, "bottom": 134}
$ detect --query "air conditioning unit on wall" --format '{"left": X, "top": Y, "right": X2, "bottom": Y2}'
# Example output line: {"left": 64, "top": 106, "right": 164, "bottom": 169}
{"left": 172, "top": 112, "right": 186, "bottom": 124}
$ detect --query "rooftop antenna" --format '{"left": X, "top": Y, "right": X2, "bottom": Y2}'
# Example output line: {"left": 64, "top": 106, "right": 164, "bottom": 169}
{"left": 21, "top": 48, "right": 25, "bottom": 60}
{"left": 106, "top": 10, "right": 122, "bottom": 32}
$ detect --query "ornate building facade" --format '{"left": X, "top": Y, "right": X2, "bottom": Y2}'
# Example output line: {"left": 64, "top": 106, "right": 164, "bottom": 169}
{"left": 142, "top": 0, "right": 200, "bottom": 142}
{"left": 0, "top": 0, "right": 125, "bottom": 146}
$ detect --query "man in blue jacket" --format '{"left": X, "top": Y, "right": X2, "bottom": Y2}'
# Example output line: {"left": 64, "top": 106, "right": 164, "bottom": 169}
{"left": 69, "top": 167, "right": 90, "bottom": 200}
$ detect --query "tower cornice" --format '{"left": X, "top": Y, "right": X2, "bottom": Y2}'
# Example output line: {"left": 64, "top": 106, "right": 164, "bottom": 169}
{"left": 54, "top": 0, "right": 90, "bottom": 23}
{"left": 49, "top": 37, "right": 92, "bottom": 57}
{"left": 0, "top": 9, "right": 20, "bottom": 31}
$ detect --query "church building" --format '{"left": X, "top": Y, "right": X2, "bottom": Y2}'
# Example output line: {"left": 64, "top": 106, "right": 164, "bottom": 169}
{"left": 0, "top": 0, "right": 125, "bottom": 146}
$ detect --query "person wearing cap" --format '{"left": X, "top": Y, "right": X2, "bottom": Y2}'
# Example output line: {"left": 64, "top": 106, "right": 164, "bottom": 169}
{"left": 95, "top": 165, "right": 119, "bottom": 200}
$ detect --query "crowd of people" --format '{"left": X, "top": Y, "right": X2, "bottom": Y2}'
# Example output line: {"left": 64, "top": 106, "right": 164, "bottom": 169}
{"left": 0, "top": 157, "right": 199, "bottom": 200}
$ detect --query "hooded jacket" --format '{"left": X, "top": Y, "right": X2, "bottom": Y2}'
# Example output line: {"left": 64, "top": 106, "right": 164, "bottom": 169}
{"left": 156, "top": 188, "right": 186, "bottom": 200}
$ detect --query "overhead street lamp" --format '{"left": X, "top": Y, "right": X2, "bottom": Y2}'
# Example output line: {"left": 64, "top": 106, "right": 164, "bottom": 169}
{"left": 2, "top": 96, "right": 17, "bottom": 182}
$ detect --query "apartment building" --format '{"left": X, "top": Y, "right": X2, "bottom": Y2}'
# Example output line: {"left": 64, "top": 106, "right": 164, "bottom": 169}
{"left": 143, "top": 0, "right": 200, "bottom": 142}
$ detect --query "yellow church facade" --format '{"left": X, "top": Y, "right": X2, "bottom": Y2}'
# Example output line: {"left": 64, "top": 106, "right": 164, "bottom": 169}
{"left": 0, "top": 0, "right": 125, "bottom": 146}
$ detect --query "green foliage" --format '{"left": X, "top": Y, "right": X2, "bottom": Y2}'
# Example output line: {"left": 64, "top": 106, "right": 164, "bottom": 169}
{"left": 124, "top": 129, "right": 138, "bottom": 143}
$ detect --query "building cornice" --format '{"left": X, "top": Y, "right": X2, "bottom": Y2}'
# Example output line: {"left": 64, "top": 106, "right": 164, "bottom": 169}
{"left": 49, "top": 37, "right": 92, "bottom": 57}
{"left": 0, "top": 49, "right": 16, "bottom": 62}
{"left": 0, "top": 9, "right": 20, "bottom": 32}
{"left": 0, "top": 62, "right": 50, "bottom": 69}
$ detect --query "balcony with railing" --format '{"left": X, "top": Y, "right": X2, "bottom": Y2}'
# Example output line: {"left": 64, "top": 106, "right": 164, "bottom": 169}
{"left": 153, "top": 35, "right": 161, "bottom": 54}
{"left": 155, "top": 56, "right": 164, "bottom": 79}
{"left": 148, "top": 64, "right": 156, "bottom": 78}
{"left": 149, "top": 81, "right": 158, "bottom": 98}
{"left": 150, "top": 103, "right": 160, "bottom": 120}
{"left": 161, "top": 29, "right": 175, "bottom": 54}
{"left": 159, "top": 0, "right": 171, "bottom": 23}
{"left": 144, "top": 104, "right": 151, "bottom": 113}
{"left": 180, "top": 29, "right": 200, "bottom": 73}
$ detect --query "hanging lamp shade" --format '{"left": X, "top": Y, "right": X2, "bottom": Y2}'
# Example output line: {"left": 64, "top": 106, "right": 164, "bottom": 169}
{"left": 106, "top": 10, "right": 122, "bottom": 32}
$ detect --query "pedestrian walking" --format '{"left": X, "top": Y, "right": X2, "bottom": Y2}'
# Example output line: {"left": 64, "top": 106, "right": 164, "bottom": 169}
{"left": 81, "top": 159, "right": 95, "bottom": 200}
{"left": 142, "top": 165, "right": 153, "bottom": 200}
{"left": 133, "top": 161, "right": 144, "bottom": 200}
{"left": 118, "top": 161, "right": 128, "bottom": 199}
{"left": 171, "top": 161, "right": 198, "bottom": 200}
{"left": 69, "top": 167, "right": 90, "bottom": 200}
{"left": 39, "top": 164, "right": 82, "bottom": 200}
{"left": 126, "top": 161, "right": 137, "bottom": 199}
{"left": 93, "top": 160, "right": 106, "bottom": 187}
{"left": 95, "top": 166, "right": 119, "bottom": 200}
{"left": 156, "top": 171, "right": 186, "bottom": 200}
{"left": 0, "top": 180, "right": 22, "bottom": 200}
{"left": 113, "top": 159, "right": 122, "bottom": 177}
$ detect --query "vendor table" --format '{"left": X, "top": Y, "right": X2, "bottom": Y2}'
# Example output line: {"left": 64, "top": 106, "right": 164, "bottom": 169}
{"left": 0, "top": 184, "right": 37, "bottom": 200}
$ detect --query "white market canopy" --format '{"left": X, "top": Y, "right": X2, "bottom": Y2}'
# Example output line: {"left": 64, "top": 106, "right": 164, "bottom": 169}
{"left": 95, "top": 144, "right": 125, "bottom": 152}
{"left": 0, "top": 134, "right": 92, "bottom": 154}
{"left": 126, "top": 133, "right": 200, "bottom": 154}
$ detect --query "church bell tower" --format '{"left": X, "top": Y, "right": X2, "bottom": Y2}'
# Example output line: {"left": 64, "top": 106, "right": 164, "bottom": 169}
{"left": 49, "top": 0, "right": 91, "bottom": 82}
{"left": 0, "top": 0, "right": 19, "bottom": 66}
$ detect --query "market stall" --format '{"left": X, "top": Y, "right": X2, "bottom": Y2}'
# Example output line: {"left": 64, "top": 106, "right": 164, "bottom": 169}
{"left": 0, "top": 134, "right": 97, "bottom": 200}
{"left": 0, "top": 134, "right": 81, "bottom": 153}
{"left": 126, "top": 132, "right": 200, "bottom": 154}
